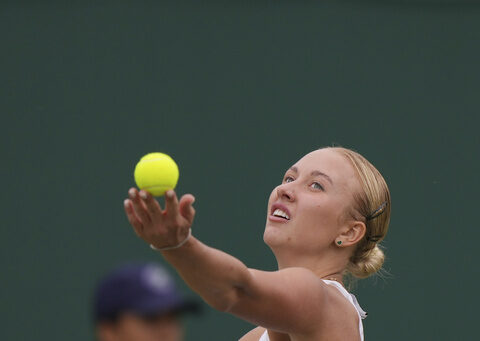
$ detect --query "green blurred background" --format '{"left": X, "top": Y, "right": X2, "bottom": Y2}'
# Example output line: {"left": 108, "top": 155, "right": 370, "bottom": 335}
{"left": 1, "top": 0, "right": 479, "bottom": 340}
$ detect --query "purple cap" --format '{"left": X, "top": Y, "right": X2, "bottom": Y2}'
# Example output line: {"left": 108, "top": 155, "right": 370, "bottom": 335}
{"left": 93, "top": 262, "right": 199, "bottom": 322}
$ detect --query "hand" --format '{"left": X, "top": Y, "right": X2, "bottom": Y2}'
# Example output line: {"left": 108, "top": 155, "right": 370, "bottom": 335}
{"left": 124, "top": 188, "right": 196, "bottom": 249}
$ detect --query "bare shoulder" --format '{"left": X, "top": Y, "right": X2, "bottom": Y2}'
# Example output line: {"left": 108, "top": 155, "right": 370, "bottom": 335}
{"left": 236, "top": 275, "right": 362, "bottom": 340}
{"left": 239, "top": 327, "right": 265, "bottom": 341}
{"left": 323, "top": 283, "right": 360, "bottom": 318}
{"left": 318, "top": 283, "right": 362, "bottom": 340}
{"left": 248, "top": 266, "right": 327, "bottom": 297}
{"left": 232, "top": 267, "right": 330, "bottom": 334}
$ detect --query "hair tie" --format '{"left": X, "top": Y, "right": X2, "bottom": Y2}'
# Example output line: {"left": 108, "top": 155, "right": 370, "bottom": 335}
{"left": 365, "top": 234, "right": 382, "bottom": 243}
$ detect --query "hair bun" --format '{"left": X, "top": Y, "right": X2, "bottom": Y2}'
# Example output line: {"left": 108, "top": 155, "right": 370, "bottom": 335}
{"left": 347, "top": 245, "right": 385, "bottom": 279}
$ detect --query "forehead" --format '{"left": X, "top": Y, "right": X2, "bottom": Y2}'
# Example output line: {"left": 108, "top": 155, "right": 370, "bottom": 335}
{"left": 292, "top": 149, "right": 360, "bottom": 191}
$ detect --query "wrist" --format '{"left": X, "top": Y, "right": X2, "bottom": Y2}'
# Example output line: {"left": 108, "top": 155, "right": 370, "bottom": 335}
{"left": 150, "top": 228, "right": 192, "bottom": 252}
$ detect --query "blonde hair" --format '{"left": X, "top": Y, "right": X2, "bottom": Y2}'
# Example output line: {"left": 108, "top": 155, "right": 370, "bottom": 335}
{"left": 328, "top": 147, "right": 391, "bottom": 279}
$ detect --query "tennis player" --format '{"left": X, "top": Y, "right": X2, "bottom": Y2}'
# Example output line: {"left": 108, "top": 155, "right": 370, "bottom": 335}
{"left": 124, "top": 147, "right": 391, "bottom": 341}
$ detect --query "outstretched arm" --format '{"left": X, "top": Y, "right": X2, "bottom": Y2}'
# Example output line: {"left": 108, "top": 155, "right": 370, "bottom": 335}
{"left": 124, "top": 188, "right": 252, "bottom": 311}
{"left": 124, "top": 188, "right": 327, "bottom": 334}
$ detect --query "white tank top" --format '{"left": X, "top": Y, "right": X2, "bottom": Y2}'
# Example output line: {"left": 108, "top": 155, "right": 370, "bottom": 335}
{"left": 258, "top": 279, "right": 367, "bottom": 341}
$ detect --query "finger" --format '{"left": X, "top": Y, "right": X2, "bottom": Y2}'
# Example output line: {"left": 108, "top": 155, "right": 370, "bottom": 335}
{"left": 129, "top": 188, "right": 151, "bottom": 225}
{"left": 179, "top": 194, "right": 196, "bottom": 224}
{"left": 124, "top": 199, "right": 143, "bottom": 236}
{"left": 139, "top": 190, "right": 163, "bottom": 222}
{"left": 164, "top": 190, "right": 180, "bottom": 221}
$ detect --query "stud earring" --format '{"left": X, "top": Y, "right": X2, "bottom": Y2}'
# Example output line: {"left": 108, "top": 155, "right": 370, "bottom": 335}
{"left": 337, "top": 240, "right": 342, "bottom": 245}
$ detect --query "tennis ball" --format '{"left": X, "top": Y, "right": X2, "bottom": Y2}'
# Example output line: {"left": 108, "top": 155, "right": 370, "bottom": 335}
{"left": 134, "top": 152, "right": 179, "bottom": 197}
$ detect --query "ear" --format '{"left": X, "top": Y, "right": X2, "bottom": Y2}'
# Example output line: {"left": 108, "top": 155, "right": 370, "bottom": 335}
{"left": 336, "top": 221, "right": 366, "bottom": 247}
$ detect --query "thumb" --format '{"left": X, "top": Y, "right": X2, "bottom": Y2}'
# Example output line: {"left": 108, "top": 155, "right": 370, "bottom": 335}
{"left": 179, "top": 194, "right": 196, "bottom": 224}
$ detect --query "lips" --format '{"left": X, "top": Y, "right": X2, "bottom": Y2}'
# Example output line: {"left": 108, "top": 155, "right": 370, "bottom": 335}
{"left": 269, "top": 203, "right": 292, "bottom": 222}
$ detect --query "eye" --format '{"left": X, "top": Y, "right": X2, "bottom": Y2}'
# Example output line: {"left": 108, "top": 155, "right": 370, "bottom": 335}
{"left": 310, "top": 182, "right": 324, "bottom": 191}
{"left": 284, "top": 176, "right": 295, "bottom": 183}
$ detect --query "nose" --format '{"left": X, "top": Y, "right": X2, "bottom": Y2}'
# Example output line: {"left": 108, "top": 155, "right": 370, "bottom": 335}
{"left": 276, "top": 183, "right": 295, "bottom": 202}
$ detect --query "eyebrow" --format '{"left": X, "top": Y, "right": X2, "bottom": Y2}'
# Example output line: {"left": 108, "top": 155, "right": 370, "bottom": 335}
{"left": 288, "top": 166, "right": 333, "bottom": 185}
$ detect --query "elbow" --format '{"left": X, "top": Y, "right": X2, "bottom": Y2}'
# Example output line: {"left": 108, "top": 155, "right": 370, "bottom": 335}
{"left": 207, "top": 287, "right": 245, "bottom": 313}
{"left": 205, "top": 267, "right": 254, "bottom": 313}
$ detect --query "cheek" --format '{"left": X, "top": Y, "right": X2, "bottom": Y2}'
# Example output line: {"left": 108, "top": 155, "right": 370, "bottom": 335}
{"left": 297, "top": 198, "right": 341, "bottom": 230}
{"left": 297, "top": 209, "right": 339, "bottom": 247}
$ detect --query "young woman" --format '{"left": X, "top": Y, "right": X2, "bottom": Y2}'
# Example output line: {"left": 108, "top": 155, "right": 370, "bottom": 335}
{"left": 124, "top": 147, "right": 391, "bottom": 341}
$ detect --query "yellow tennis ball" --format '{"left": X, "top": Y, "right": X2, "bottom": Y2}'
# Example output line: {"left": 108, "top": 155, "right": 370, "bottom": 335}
{"left": 134, "top": 152, "right": 179, "bottom": 197}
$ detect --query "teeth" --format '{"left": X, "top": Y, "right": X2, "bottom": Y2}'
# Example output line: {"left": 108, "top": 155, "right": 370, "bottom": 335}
{"left": 273, "top": 209, "right": 290, "bottom": 220}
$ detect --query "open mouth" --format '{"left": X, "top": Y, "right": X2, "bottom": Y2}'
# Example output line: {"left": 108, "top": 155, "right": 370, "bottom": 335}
{"left": 272, "top": 208, "right": 290, "bottom": 220}
{"left": 270, "top": 204, "right": 291, "bottom": 221}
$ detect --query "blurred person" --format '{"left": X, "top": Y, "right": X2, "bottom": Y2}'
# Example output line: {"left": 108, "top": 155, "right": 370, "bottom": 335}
{"left": 124, "top": 147, "right": 391, "bottom": 340}
{"left": 93, "top": 262, "right": 200, "bottom": 341}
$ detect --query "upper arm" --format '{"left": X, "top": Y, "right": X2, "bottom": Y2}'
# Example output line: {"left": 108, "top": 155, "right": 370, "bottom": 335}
{"left": 227, "top": 267, "right": 329, "bottom": 335}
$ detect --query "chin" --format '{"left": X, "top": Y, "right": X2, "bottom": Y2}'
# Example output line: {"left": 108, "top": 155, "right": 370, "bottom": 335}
{"left": 263, "top": 224, "right": 285, "bottom": 248}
